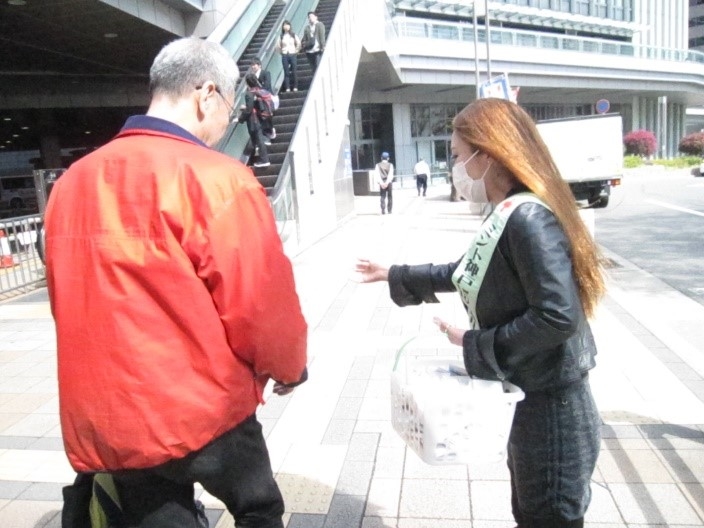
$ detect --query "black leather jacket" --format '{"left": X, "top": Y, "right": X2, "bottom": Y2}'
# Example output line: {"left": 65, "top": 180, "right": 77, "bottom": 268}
{"left": 388, "top": 201, "right": 597, "bottom": 393}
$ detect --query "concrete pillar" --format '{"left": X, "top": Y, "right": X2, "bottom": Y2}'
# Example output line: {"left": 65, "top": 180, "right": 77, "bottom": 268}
{"left": 39, "top": 135, "right": 62, "bottom": 169}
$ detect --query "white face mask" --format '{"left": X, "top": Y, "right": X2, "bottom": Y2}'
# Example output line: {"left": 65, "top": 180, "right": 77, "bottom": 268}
{"left": 452, "top": 150, "right": 491, "bottom": 203}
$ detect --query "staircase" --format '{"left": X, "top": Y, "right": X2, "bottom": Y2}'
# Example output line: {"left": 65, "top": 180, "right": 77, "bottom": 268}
{"left": 236, "top": 3, "right": 285, "bottom": 80}
{"left": 250, "top": 0, "right": 342, "bottom": 192}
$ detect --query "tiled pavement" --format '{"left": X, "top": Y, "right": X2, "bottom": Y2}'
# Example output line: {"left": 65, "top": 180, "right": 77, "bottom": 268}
{"left": 1, "top": 185, "right": 704, "bottom": 527}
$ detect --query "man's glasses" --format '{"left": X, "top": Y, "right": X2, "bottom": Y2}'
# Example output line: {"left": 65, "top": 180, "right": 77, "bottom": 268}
{"left": 196, "top": 85, "right": 237, "bottom": 123}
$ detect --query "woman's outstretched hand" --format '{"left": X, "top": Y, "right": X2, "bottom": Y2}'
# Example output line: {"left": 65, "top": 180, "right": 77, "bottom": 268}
{"left": 432, "top": 316, "right": 465, "bottom": 347}
{"left": 354, "top": 258, "right": 389, "bottom": 283}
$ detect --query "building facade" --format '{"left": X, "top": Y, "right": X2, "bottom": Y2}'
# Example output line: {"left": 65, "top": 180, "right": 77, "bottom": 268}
{"left": 350, "top": 0, "right": 704, "bottom": 176}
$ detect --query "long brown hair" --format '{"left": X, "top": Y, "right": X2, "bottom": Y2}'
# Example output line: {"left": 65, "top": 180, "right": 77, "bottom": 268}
{"left": 453, "top": 98, "right": 605, "bottom": 318}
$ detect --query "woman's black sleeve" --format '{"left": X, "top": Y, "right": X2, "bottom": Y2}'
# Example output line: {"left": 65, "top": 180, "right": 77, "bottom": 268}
{"left": 388, "top": 260, "right": 461, "bottom": 307}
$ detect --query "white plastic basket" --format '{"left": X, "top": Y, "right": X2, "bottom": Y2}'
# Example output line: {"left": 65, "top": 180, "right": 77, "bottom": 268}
{"left": 390, "top": 335, "right": 525, "bottom": 465}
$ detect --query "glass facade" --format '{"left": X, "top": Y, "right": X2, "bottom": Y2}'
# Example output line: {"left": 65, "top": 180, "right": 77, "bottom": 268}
{"left": 348, "top": 104, "right": 394, "bottom": 171}
{"left": 495, "top": 0, "right": 633, "bottom": 21}
{"left": 410, "top": 104, "right": 466, "bottom": 172}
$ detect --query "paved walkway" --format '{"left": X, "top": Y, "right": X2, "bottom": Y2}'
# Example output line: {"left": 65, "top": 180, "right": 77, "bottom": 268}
{"left": 1, "top": 185, "right": 704, "bottom": 527}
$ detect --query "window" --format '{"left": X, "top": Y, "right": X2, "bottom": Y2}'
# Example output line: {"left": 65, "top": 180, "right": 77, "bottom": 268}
{"left": 348, "top": 105, "right": 393, "bottom": 170}
{"left": 594, "top": 0, "right": 607, "bottom": 17}
{"left": 613, "top": 0, "right": 624, "bottom": 20}
{"left": 411, "top": 104, "right": 463, "bottom": 138}
{"left": 574, "top": 0, "right": 589, "bottom": 15}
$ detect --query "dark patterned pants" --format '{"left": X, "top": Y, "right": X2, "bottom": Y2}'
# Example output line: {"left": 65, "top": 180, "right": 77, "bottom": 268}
{"left": 507, "top": 376, "right": 601, "bottom": 528}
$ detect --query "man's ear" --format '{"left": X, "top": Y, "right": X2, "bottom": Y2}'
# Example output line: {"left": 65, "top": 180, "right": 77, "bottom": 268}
{"left": 196, "top": 81, "right": 217, "bottom": 116}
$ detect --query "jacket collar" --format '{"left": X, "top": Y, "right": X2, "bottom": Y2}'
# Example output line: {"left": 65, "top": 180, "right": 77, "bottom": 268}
{"left": 118, "top": 115, "right": 208, "bottom": 148}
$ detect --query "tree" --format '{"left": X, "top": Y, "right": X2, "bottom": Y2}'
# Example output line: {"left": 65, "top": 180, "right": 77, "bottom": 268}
{"left": 623, "top": 130, "right": 657, "bottom": 157}
{"left": 678, "top": 132, "right": 704, "bottom": 156}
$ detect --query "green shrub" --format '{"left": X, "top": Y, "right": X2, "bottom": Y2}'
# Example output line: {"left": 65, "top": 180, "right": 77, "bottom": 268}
{"left": 678, "top": 132, "right": 704, "bottom": 156}
{"left": 652, "top": 156, "right": 702, "bottom": 168}
{"left": 623, "top": 130, "right": 657, "bottom": 156}
{"left": 623, "top": 155, "right": 643, "bottom": 168}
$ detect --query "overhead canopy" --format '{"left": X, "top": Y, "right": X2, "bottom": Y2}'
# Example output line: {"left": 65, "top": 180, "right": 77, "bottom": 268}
{"left": 392, "top": 0, "right": 643, "bottom": 38}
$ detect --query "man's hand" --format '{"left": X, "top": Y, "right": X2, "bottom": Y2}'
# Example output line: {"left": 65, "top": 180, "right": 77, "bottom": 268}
{"left": 273, "top": 382, "right": 295, "bottom": 396}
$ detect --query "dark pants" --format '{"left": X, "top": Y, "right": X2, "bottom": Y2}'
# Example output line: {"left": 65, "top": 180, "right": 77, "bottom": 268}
{"left": 61, "top": 473, "right": 93, "bottom": 528}
{"left": 305, "top": 51, "right": 322, "bottom": 74}
{"left": 415, "top": 174, "right": 427, "bottom": 196}
{"left": 247, "top": 121, "right": 269, "bottom": 163}
{"left": 508, "top": 377, "right": 600, "bottom": 528}
{"left": 111, "top": 415, "right": 284, "bottom": 528}
{"left": 379, "top": 185, "right": 393, "bottom": 213}
{"left": 281, "top": 54, "right": 297, "bottom": 90}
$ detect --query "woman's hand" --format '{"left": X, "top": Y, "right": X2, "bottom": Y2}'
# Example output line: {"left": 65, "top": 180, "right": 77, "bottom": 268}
{"left": 354, "top": 258, "right": 389, "bottom": 283}
{"left": 432, "top": 316, "right": 465, "bottom": 346}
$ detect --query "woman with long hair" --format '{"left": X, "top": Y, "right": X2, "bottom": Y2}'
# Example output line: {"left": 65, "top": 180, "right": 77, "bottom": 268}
{"left": 356, "top": 98, "right": 604, "bottom": 528}
{"left": 276, "top": 20, "right": 300, "bottom": 92}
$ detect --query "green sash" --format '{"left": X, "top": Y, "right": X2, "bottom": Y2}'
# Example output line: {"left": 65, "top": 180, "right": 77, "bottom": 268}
{"left": 452, "top": 193, "right": 550, "bottom": 330}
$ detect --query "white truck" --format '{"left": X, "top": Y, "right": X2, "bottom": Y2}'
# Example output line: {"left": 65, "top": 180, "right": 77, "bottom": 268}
{"left": 536, "top": 113, "right": 623, "bottom": 208}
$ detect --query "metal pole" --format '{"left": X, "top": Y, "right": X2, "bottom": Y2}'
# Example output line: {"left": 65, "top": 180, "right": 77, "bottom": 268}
{"left": 473, "top": 3, "right": 479, "bottom": 99}
{"left": 485, "top": 0, "right": 491, "bottom": 82}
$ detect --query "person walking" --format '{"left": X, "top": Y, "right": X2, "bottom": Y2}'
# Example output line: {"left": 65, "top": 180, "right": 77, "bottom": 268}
{"left": 414, "top": 157, "right": 430, "bottom": 196}
{"left": 301, "top": 11, "right": 325, "bottom": 75}
{"left": 375, "top": 151, "right": 394, "bottom": 214}
{"left": 356, "top": 98, "right": 603, "bottom": 528}
{"left": 277, "top": 20, "right": 300, "bottom": 92}
{"left": 239, "top": 73, "right": 273, "bottom": 167}
{"left": 45, "top": 37, "right": 308, "bottom": 528}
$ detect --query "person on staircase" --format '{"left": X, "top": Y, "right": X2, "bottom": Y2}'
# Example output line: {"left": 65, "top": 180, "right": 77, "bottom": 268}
{"left": 277, "top": 20, "right": 300, "bottom": 92}
{"left": 238, "top": 73, "right": 272, "bottom": 168}
{"left": 301, "top": 11, "right": 326, "bottom": 75}
{"left": 249, "top": 57, "right": 272, "bottom": 92}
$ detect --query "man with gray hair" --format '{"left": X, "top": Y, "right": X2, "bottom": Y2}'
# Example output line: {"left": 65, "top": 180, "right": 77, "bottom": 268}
{"left": 46, "top": 37, "right": 308, "bottom": 527}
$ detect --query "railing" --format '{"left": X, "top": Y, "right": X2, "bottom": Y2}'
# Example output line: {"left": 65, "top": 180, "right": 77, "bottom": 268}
{"left": 270, "top": 151, "right": 299, "bottom": 251}
{"left": 283, "top": 0, "right": 362, "bottom": 248}
{"left": 393, "top": 17, "right": 704, "bottom": 64}
{"left": 0, "top": 215, "right": 44, "bottom": 297}
{"left": 212, "top": 0, "right": 276, "bottom": 66}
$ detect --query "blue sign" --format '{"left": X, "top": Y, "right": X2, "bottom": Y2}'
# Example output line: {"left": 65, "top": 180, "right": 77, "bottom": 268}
{"left": 596, "top": 99, "right": 610, "bottom": 114}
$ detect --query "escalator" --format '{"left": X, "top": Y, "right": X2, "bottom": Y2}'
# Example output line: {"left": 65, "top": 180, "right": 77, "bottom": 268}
{"left": 251, "top": 0, "right": 341, "bottom": 192}
{"left": 217, "top": 0, "right": 343, "bottom": 195}
{"left": 235, "top": 3, "right": 285, "bottom": 80}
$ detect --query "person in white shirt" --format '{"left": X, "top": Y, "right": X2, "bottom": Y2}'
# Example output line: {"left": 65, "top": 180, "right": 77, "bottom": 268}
{"left": 375, "top": 151, "right": 395, "bottom": 214}
{"left": 277, "top": 20, "right": 300, "bottom": 92}
{"left": 414, "top": 157, "right": 430, "bottom": 196}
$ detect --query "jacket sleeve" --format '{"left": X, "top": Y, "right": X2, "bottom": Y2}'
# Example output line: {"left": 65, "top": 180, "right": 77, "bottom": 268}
{"left": 389, "top": 163, "right": 395, "bottom": 182}
{"left": 388, "top": 261, "right": 460, "bottom": 306}
{"left": 238, "top": 93, "right": 255, "bottom": 123}
{"left": 262, "top": 71, "right": 272, "bottom": 92}
{"left": 318, "top": 22, "right": 326, "bottom": 49}
{"left": 194, "top": 177, "right": 308, "bottom": 386}
{"left": 462, "top": 203, "right": 582, "bottom": 381}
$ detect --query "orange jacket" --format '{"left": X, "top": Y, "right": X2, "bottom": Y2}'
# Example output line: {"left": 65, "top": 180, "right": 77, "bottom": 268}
{"left": 45, "top": 121, "right": 307, "bottom": 472}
